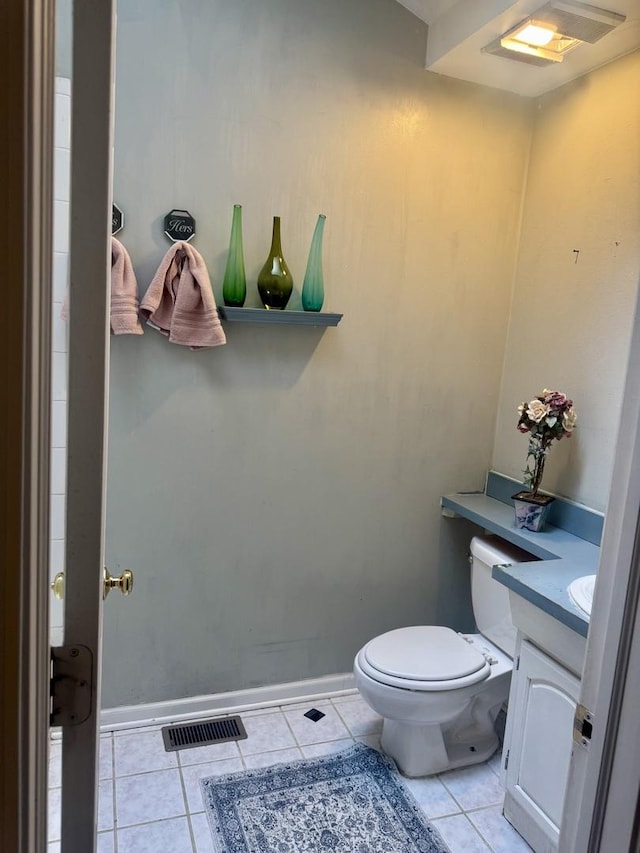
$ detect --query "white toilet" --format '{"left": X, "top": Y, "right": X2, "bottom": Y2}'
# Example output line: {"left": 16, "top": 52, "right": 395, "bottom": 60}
{"left": 354, "top": 534, "right": 531, "bottom": 777}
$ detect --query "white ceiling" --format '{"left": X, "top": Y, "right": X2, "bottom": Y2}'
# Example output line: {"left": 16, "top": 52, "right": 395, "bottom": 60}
{"left": 395, "top": 0, "right": 640, "bottom": 96}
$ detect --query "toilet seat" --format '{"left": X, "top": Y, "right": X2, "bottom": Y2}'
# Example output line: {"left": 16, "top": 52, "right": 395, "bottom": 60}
{"left": 358, "top": 626, "right": 491, "bottom": 692}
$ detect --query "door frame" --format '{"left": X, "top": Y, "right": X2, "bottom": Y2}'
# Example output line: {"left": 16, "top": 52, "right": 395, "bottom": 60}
{"left": 0, "top": 1, "right": 54, "bottom": 852}
{"left": 3, "top": 2, "right": 640, "bottom": 851}
{"left": 561, "top": 290, "right": 640, "bottom": 851}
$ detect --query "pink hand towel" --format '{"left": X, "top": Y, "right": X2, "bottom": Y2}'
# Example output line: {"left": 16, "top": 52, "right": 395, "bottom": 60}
{"left": 111, "top": 237, "right": 143, "bottom": 335}
{"left": 140, "top": 241, "right": 226, "bottom": 349}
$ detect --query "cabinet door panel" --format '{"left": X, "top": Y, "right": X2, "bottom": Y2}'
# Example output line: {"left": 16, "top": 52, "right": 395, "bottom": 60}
{"left": 519, "top": 679, "right": 577, "bottom": 826}
{"left": 507, "top": 640, "right": 580, "bottom": 845}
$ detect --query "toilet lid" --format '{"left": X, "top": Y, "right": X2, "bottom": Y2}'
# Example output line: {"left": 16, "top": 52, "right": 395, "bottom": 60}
{"left": 363, "top": 626, "right": 488, "bottom": 683}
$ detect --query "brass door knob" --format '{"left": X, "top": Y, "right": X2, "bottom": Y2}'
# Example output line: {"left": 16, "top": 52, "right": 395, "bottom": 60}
{"left": 103, "top": 567, "right": 134, "bottom": 599}
{"left": 51, "top": 572, "right": 65, "bottom": 600}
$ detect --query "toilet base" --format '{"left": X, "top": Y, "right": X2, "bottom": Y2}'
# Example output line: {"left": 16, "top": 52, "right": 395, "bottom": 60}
{"left": 381, "top": 718, "right": 499, "bottom": 777}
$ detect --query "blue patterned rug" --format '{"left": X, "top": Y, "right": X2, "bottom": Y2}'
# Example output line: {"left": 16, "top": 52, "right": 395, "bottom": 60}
{"left": 200, "top": 743, "right": 449, "bottom": 852}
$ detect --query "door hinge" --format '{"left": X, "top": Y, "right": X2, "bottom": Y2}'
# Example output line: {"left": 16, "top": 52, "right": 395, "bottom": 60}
{"left": 573, "top": 703, "right": 594, "bottom": 748}
{"left": 504, "top": 749, "right": 510, "bottom": 770}
{"left": 516, "top": 655, "right": 520, "bottom": 671}
{"left": 50, "top": 645, "right": 93, "bottom": 726}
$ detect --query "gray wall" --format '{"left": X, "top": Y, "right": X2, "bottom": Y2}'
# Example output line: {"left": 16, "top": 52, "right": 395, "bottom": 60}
{"left": 102, "top": 0, "right": 532, "bottom": 707}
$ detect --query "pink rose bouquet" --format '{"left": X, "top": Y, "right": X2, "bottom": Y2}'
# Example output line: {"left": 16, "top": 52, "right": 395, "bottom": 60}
{"left": 516, "top": 389, "right": 577, "bottom": 495}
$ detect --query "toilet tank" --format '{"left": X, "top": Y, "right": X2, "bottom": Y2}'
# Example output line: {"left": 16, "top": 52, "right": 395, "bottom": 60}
{"left": 469, "top": 534, "right": 535, "bottom": 658}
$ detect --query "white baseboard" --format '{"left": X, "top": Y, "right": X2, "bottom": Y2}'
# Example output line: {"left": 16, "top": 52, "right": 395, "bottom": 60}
{"left": 100, "top": 673, "right": 357, "bottom": 732}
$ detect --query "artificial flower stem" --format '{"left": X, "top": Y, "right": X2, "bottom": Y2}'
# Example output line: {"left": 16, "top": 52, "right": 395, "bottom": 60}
{"left": 533, "top": 450, "right": 546, "bottom": 495}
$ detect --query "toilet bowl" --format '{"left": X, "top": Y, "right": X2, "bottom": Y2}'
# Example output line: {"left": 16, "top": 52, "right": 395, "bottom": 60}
{"left": 354, "top": 535, "right": 532, "bottom": 777}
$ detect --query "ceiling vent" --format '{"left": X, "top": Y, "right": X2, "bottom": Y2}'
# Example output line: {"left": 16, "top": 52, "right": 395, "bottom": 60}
{"left": 536, "top": 1, "right": 626, "bottom": 42}
{"left": 482, "top": 1, "right": 626, "bottom": 66}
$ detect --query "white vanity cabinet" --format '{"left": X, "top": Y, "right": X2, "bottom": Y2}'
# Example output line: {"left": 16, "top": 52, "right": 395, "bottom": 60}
{"left": 502, "top": 637, "right": 580, "bottom": 852}
{"left": 501, "top": 592, "right": 587, "bottom": 853}
{"left": 440, "top": 481, "right": 598, "bottom": 851}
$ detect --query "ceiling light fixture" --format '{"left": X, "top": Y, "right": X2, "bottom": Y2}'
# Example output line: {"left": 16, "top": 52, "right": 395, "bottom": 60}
{"left": 510, "top": 22, "right": 557, "bottom": 47}
{"left": 483, "top": 1, "right": 626, "bottom": 67}
{"left": 500, "top": 18, "right": 583, "bottom": 62}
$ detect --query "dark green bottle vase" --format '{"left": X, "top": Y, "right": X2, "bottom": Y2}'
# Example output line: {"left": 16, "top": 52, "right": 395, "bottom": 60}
{"left": 257, "top": 216, "right": 293, "bottom": 310}
{"left": 222, "top": 204, "right": 246, "bottom": 307}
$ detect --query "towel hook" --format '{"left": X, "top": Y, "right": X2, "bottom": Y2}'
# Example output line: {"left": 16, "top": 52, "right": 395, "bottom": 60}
{"left": 112, "top": 203, "right": 124, "bottom": 235}
{"left": 163, "top": 209, "right": 196, "bottom": 243}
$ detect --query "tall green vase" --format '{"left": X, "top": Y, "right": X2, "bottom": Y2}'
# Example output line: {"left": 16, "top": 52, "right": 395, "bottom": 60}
{"left": 301, "top": 214, "right": 326, "bottom": 312}
{"left": 257, "top": 216, "right": 293, "bottom": 310}
{"left": 222, "top": 204, "right": 247, "bottom": 307}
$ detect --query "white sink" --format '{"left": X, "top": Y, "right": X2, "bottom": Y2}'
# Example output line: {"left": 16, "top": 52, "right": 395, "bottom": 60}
{"left": 568, "top": 574, "right": 597, "bottom": 617}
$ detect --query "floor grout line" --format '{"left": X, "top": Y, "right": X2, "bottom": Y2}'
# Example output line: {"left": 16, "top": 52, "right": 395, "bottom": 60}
{"left": 177, "top": 761, "right": 198, "bottom": 853}
{"left": 279, "top": 702, "right": 304, "bottom": 750}
{"left": 437, "top": 774, "right": 468, "bottom": 813}
{"left": 432, "top": 811, "right": 492, "bottom": 851}
{"left": 462, "top": 800, "right": 506, "bottom": 815}
{"left": 329, "top": 698, "right": 354, "bottom": 737}
{"left": 112, "top": 812, "right": 191, "bottom": 832}
{"left": 468, "top": 816, "right": 500, "bottom": 853}
{"left": 109, "top": 734, "right": 118, "bottom": 853}
{"left": 463, "top": 809, "right": 503, "bottom": 853}
{"left": 437, "top": 766, "right": 505, "bottom": 814}
{"left": 110, "top": 762, "right": 180, "bottom": 780}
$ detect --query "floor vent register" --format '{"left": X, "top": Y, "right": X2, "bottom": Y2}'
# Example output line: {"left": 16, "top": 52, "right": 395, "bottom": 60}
{"left": 161, "top": 716, "right": 247, "bottom": 752}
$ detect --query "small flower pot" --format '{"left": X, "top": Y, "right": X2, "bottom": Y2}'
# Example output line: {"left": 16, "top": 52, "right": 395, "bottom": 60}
{"left": 512, "top": 491, "right": 555, "bottom": 532}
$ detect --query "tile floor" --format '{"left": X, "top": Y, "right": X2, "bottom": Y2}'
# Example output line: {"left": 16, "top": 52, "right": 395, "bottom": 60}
{"left": 47, "top": 693, "right": 531, "bottom": 852}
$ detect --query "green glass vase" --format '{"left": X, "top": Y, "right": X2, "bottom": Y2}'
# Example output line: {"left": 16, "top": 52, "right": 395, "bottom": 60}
{"left": 257, "top": 216, "right": 293, "bottom": 310}
{"left": 222, "top": 204, "right": 247, "bottom": 307}
{"left": 301, "top": 214, "right": 326, "bottom": 312}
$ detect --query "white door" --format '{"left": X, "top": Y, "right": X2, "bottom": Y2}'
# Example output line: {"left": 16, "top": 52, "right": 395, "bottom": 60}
{"left": 53, "top": 2, "right": 118, "bottom": 851}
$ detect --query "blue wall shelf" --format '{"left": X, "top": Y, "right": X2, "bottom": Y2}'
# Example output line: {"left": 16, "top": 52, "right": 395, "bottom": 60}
{"left": 441, "top": 471, "right": 602, "bottom": 637}
{"left": 218, "top": 307, "right": 343, "bottom": 327}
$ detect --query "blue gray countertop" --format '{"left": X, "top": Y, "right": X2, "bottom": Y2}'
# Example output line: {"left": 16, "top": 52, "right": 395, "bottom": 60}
{"left": 441, "top": 475, "right": 602, "bottom": 638}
